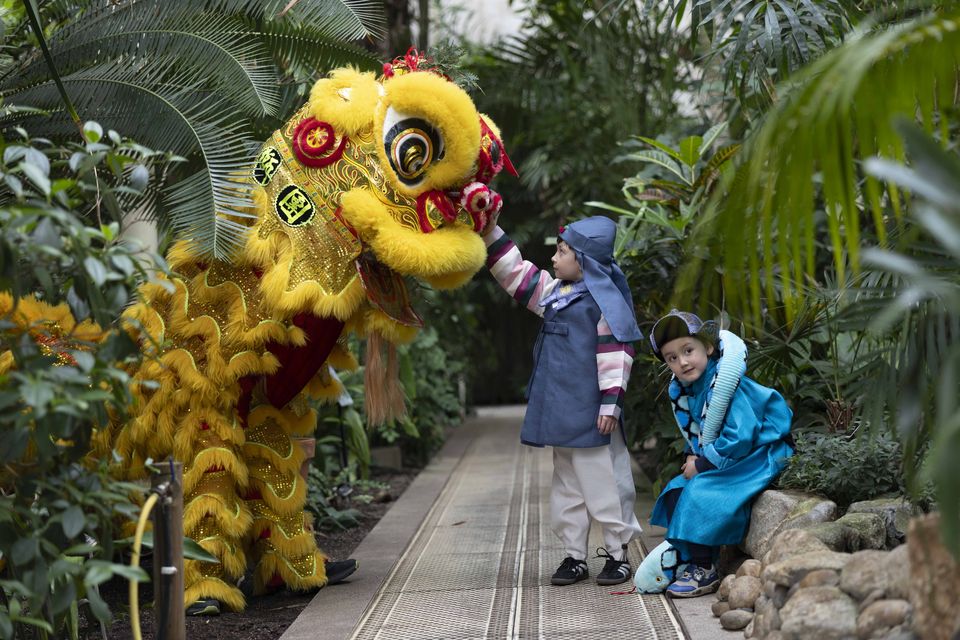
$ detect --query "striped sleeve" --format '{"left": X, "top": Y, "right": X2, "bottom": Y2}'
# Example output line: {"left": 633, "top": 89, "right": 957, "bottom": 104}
{"left": 484, "top": 226, "right": 558, "bottom": 317}
{"left": 597, "top": 314, "right": 635, "bottom": 419}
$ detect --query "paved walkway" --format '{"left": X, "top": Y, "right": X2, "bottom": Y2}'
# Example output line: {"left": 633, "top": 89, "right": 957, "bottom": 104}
{"left": 282, "top": 407, "right": 735, "bottom": 640}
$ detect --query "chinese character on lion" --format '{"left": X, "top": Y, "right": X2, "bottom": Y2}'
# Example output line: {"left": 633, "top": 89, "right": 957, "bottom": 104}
{"left": 87, "top": 51, "right": 516, "bottom": 613}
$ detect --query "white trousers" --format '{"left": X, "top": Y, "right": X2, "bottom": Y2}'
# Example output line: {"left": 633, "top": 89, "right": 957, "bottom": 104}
{"left": 550, "top": 428, "right": 642, "bottom": 561}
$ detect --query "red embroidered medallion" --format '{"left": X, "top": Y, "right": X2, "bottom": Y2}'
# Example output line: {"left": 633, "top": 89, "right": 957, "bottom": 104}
{"left": 292, "top": 117, "right": 347, "bottom": 168}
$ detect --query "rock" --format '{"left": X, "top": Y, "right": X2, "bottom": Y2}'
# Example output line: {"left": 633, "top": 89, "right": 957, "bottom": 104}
{"left": 718, "top": 573, "right": 736, "bottom": 601}
{"left": 856, "top": 599, "right": 911, "bottom": 639}
{"left": 780, "top": 586, "right": 858, "bottom": 639}
{"left": 754, "top": 594, "right": 781, "bottom": 635}
{"left": 711, "top": 600, "right": 730, "bottom": 617}
{"left": 885, "top": 543, "right": 911, "bottom": 600}
{"left": 743, "top": 491, "right": 838, "bottom": 560}
{"left": 838, "top": 512, "right": 886, "bottom": 550}
{"left": 848, "top": 497, "right": 920, "bottom": 548}
{"left": 765, "top": 633, "right": 785, "bottom": 640}
{"left": 908, "top": 514, "right": 960, "bottom": 640}
{"left": 763, "top": 528, "right": 832, "bottom": 566}
{"left": 858, "top": 588, "right": 885, "bottom": 612}
{"left": 719, "top": 609, "right": 754, "bottom": 631}
{"left": 729, "top": 575, "right": 763, "bottom": 609}
{"left": 771, "top": 584, "right": 789, "bottom": 608}
{"left": 798, "top": 569, "right": 840, "bottom": 588}
{"left": 744, "top": 619, "right": 755, "bottom": 638}
{"left": 805, "top": 521, "right": 858, "bottom": 552}
{"left": 762, "top": 550, "right": 853, "bottom": 587}
{"left": 806, "top": 512, "right": 886, "bottom": 553}
{"left": 737, "top": 559, "right": 763, "bottom": 579}
{"left": 840, "top": 549, "right": 908, "bottom": 601}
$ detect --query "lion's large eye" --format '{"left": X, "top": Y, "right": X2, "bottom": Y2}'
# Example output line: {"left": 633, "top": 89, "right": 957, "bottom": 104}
{"left": 383, "top": 107, "right": 444, "bottom": 186}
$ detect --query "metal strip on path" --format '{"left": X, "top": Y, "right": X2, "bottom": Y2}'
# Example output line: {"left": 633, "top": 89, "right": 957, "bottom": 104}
{"left": 348, "top": 417, "right": 685, "bottom": 639}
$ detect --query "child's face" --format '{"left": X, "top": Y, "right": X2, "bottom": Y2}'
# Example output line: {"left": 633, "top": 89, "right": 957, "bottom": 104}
{"left": 552, "top": 240, "right": 583, "bottom": 281}
{"left": 661, "top": 336, "right": 714, "bottom": 384}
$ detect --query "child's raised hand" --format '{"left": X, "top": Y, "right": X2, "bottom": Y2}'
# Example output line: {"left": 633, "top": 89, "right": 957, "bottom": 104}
{"left": 480, "top": 208, "right": 501, "bottom": 237}
{"left": 596, "top": 415, "right": 617, "bottom": 435}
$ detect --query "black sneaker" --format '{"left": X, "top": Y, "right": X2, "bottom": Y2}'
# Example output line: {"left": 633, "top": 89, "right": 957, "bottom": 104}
{"left": 551, "top": 557, "right": 588, "bottom": 586}
{"left": 186, "top": 598, "right": 220, "bottom": 616}
{"left": 325, "top": 559, "right": 358, "bottom": 585}
{"left": 595, "top": 547, "right": 631, "bottom": 586}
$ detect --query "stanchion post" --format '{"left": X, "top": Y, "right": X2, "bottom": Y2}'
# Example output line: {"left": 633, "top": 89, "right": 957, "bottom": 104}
{"left": 152, "top": 460, "right": 185, "bottom": 640}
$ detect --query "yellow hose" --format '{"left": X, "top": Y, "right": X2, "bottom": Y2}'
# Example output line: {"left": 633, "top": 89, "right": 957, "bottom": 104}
{"left": 130, "top": 492, "right": 159, "bottom": 640}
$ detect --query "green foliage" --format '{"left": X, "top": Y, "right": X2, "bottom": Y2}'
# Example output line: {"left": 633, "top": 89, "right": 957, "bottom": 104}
{"left": 857, "top": 122, "right": 960, "bottom": 555}
{"left": 672, "top": 0, "right": 852, "bottom": 118}
{"left": 777, "top": 432, "right": 919, "bottom": 508}
{"left": 0, "top": 0, "right": 384, "bottom": 259}
{"left": 469, "top": 0, "right": 698, "bottom": 223}
{"left": 0, "top": 126, "right": 170, "bottom": 637}
{"left": 676, "top": 9, "right": 960, "bottom": 327}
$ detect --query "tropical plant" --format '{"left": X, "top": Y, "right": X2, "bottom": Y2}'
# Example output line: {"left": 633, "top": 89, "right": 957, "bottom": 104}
{"left": 1, "top": 0, "right": 384, "bottom": 259}
{"left": 856, "top": 123, "right": 960, "bottom": 554}
{"left": 469, "top": 0, "right": 699, "bottom": 225}
{"left": 671, "top": 0, "right": 853, "bottom": 118}
{"left": 588, "top": 122, "right": 739, "bottom": 239}
{"left": 0, "top": 125, "right": 169, "bottom": 637}
{"left": 674, "top": 9, "right": 960, "bottom": 326}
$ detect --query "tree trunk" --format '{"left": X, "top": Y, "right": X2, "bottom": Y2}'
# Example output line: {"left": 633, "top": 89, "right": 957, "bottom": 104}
{"left": 381, "top": 0, "right": 413, "bottom": 59}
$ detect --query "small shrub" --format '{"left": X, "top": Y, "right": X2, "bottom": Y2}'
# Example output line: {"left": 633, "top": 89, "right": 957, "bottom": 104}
{"left": 777, "top": 431, "right": 908, "bottom": 508}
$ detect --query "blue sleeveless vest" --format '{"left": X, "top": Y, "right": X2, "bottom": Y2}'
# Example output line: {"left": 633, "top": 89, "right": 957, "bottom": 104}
{"left": 522, "top": 292, "right": 610, "bottom": 448}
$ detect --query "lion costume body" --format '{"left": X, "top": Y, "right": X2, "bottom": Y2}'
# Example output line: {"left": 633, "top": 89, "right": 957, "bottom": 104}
{"left": 91, "top": 56, "right": 516, "bottom": 611}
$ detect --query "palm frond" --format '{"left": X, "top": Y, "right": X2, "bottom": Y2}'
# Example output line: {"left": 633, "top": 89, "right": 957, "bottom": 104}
{"left": 676, "top": 10, "right": 960, "bottom": 326}
{"left": 4, "top": 58, "right": 256, "bottom": 258}
{"left": 273, "top": 0, "right": 385, "bottom": 40}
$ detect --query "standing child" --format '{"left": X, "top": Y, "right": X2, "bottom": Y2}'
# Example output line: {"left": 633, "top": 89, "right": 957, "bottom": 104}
{"left": 648, "top": 310, "right": 794, "bottom": 598}
{"left": 483, "top": 215, "right": 642, "bottom": 586}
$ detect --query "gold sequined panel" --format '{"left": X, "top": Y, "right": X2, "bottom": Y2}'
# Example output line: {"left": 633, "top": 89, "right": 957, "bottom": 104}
{"left": 204, "top": 262, "right": 265, "bottom": 325}
{"left": 255, "top": 107, "right": 363, "bottom": 296}
{"left": 257, "top": 540, "right": 318, "bottom": 578}
{"left": 285, "top": 552, "right": 317, "bottom": 578}
{"left": 248, "top": 499, "right": 305, "bottom": 539}
{"left": 248, "top": 458, "right": 297, "bottom": 501}
{"left": 197, "top": 562, "right": 225, "bottom": 579}
{"left": 190, "top": 515, "right": 222, "bottom": 542}
{"left": 246, "top": 416, "right": 293, "bottom": 459}
{"left": 187, "top": 470, "right": 235, "bottom": 500}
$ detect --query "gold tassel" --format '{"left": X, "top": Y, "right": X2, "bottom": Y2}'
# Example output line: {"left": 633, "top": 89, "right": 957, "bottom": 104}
{"left": 364, "top": 331, "right": 406, "bottom": 426}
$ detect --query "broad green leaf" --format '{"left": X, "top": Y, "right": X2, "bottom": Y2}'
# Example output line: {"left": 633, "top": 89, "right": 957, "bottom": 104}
{"left": 678, "top": 136, "right": 702, "bottom": 168}
{"left": 61, "top": 505, "right": 86, "bottom": 538}
{"left": 635, "top": 136, "right": 683, "bottom": 161}
{"left": 83, "top": 257, "right": 108, "bottom": 287}
{"left": 82, "top": 121, "right": 103, "bottom": 143}
{"left": 19, "top": 161, "right": 51, "bottom": 195}
{"left": 183, "top": 536, "right": 219, "bottom": 563}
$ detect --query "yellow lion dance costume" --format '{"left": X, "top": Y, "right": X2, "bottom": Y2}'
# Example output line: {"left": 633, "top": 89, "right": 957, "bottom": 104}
{"left": 92, "top": 52, "right": 516, "bottom": 612}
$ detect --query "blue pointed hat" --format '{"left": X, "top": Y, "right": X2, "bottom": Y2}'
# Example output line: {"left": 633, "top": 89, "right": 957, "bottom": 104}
{"left": 559, "top": 217, "right": 642, "bottom": 343}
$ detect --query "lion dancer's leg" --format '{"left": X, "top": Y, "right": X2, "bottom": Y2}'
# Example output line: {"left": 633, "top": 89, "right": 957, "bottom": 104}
{"left": 244, "top": 401, "right": 328, "bottom": 593}
{"left": 242, "top": 313, "right": 345, "bottom": 593}
{"left": 179, "top": 406, "right": 252, "bottom": 613}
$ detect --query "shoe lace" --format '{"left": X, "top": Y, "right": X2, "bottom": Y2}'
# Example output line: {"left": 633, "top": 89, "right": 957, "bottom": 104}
{"left": 560, "top": 557, "right": 582, "bottom": 571}
{"left": 595, "top": 547, "right": 625, "bottom": 572}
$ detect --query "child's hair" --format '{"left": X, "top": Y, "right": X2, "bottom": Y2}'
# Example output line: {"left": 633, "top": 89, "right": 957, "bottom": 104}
{"left": 649, "top": 310, "right": 719, "bottom": 361}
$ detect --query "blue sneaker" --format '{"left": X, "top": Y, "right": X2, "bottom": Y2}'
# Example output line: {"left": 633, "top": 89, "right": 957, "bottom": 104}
{"left": 666, "top": 563, "right": 720, "bottom": 598}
